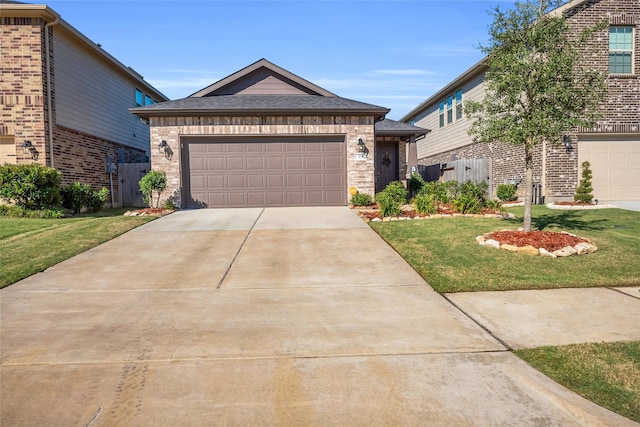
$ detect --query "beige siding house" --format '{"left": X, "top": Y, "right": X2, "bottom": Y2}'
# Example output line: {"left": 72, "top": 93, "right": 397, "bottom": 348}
{"left": 0, "top": 2, "right": 167, "bottom": 205}
{"left": 132, "top": 59, "right": 427, "bottom": 208}
{"left": 404, "top": 0, "right": 640, "bottom": 202}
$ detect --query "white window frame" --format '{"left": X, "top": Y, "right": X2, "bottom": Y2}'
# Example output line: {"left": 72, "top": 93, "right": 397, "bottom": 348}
{"left": 609, "top": 26, "right": 634, "bottom": 75}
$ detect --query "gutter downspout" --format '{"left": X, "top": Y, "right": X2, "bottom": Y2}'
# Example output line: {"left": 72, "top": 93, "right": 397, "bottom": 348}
{"left": 44, "top": 17, "right": 59, "bottom": 168}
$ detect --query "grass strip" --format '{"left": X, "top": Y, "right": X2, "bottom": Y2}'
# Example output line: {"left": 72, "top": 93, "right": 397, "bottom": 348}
{"left": 369, "top": 206, "right": 640, "bottom": 293}
{"left": 515, "top": 342, "right": 640, "bottom": 423}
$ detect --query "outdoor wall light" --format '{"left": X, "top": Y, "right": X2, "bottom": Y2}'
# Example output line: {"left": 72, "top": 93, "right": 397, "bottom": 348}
{"left": 158, "top": 140, "right": 173, "bottom": 160}
{"left": 357, "top": 138, "right": 366, "bottom": 153}
{"left": 563, "top": 135, "right": 573, "bottom": 154}
{"left": 20, "top": 140, "right": 38, "bottom": 160}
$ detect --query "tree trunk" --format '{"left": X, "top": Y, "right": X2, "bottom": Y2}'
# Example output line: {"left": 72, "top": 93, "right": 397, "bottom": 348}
{"left": 523, "top": 143, "right": 534, "bottom": 232}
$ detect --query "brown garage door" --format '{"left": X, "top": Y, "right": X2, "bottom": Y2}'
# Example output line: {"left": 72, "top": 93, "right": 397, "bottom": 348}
{"left": 578, "top": 136, "right": 640, "bottom": 201}
{"left": 183, "top": 136, "right": 346, "bottom": 208}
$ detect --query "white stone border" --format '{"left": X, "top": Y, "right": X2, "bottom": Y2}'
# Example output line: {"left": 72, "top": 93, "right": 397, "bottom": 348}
{"left": 476, "top": 231, "right": 598, "bottom": 258}
{"left": 546, "top": 202, "right": 615, "bottom": 210}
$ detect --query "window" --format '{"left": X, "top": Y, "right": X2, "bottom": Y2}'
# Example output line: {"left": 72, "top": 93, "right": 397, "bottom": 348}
{"left": 609, "top": 27, "right": 633, "bottom": 74}
{"left": 144, "top": 95, "right": 153, "bottom": 106}
{"left": 135, "top": 88, "right": 143, "bottom": 107}
{"left": 439, "top": 101, "right": 445, "bottom": 128}
{"left": 455, "top": 90, "right": 463, "bottom": 120}
{"left": 446, "top": 96, "right": 453, "bottom": 124}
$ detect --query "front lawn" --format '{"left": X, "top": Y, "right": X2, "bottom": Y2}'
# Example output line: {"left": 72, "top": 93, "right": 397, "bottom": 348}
{"left": 516, "top": 341, "right": 640, "bottom": 423}
{"left": 0, "top": 209, "right": 155, "bottom": 288}
{"left": 370, "top": 206, "right": 640, "bottom": 293}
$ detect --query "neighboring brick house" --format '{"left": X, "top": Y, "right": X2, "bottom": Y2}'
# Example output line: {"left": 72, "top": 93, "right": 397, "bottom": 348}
{"left": 0, "top": 1, "right": 167, "bottom": 205}
{"left": 131, "top": 59, "right": 427, "bottom": 208}
{"left": 402, "top": 0, "right": 639, "bottom": 202}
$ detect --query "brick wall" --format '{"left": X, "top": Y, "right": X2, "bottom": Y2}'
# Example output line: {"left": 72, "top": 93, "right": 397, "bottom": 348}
{"left": 54, "top": 125, "right": 147, "bottom": 206}
{"left": 0, "top": 17, "right": 48, "bottom": 162}
{"left": 149, "top": 115, "right": 376, "bottom": 207}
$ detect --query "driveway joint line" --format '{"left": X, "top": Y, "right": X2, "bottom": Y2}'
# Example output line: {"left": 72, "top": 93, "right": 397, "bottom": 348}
{"left": 0, "top": 349, "right": 512, "bottom": 367}
{"left": 442, "top": 293, "right": 513, "bottom": 351}
{"left": 607, "top": 286, "right": 640, "bottom": 300}
{"left": 216, "top": 208, "right": 265, "bottom": 289}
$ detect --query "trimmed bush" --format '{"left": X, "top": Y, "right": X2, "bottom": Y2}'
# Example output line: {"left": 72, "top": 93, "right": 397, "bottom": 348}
{"left": 61, "top": 182, "right": 109, "bottom": 213}
{"left": 459, "top": 180, "right": 488, "bottom": 205}
{"left": 139, "top": 170, "right": 167, "bottom": 208}
{"left": 351, "top": 193, "right": 373, "bottom": 206}
{"left": 375, "top": 181, "right": 407, "bottom": 217}
{"left": 497, "top": 183, "right": 517, "bottom": 201}
{"left": 484, "top": 198, "right": 504, "bottom": 213}
{"left": 574, "top": 161, "right": 594, "bottom": 203}
{"left": 0, "top": 164, "right": 61, "bottom": 210}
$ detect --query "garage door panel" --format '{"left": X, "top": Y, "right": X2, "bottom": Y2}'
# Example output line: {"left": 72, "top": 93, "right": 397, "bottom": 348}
{"left": 579, "top": 138, "right": 639, "bottom": 201}
{"left": 246, "top": 157, "right": 264, "bottom": 170}
{"left": 185, "top": 138, "right": 345, "bottom": 208}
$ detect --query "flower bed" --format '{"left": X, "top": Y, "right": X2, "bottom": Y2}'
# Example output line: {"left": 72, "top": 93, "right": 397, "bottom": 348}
{"left": 477, "top": 230, "right": 597, "bottom": 257}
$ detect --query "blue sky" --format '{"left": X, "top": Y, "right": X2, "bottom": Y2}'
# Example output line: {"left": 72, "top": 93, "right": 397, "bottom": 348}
{"left": 40, "top": 0, "right": 517, "bottom": 119}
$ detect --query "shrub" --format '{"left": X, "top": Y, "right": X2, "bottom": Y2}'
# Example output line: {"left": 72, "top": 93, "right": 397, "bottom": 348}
{"left": 574, "top": 161, "right": 594, "bottom": 203}
{"left": 0, "top": 204, "right": 64, "bottom": 218}
{"left": 459, "top": 180, "right": 488, "bottom": 204}
{"left": 61, "top": 182, "right": 109, "bottom": 213}
{"left": 0, "top": 164, "right": 61, "bottom": 210}
{"left": 139, "top": 170, "right": 167, "bottom": 208}
{"left": 418, "top": 181, "right": 455, "bottom": 204}
{"left": 375, "top": 181, "right": 407, "bottom": 217}
{"left": 497, "top": 183, "right": 518, "bottom": 201}
{"left": 453, "top": 194, "right": 482, "bottom": 214}
{"left": 407, "top": 172, "right": 425, "bottom": 197}
{"left": 484, "top": 198, "right": 504, "bottom": 213}
{"left": 351, "top": 192, "right": 373, "bottom": 206}
{"left": 413, "top": 192, "right": 438, "bottom": 214}
{"left": 162, "top": 197, "right": 177, "bottom": 210}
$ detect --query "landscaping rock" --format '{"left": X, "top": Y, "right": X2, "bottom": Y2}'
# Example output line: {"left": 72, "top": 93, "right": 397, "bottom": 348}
{"left": 575, "top": 242, "right": 598, "bottom": 255}
{"left": 501, "top": 244, "right": 518, "bottom": 252}
{"left": 539, "top": 248, "right": 557, "bottom": 258}
{"left": 476, "top": 236, "right": 486, "bottom": 245}
{"left": 553, "top": 246, "right": 578, "bottom": 257}
{"left": 485, "top": 239, "right": 500, "bottom": 249}
{"left": 517, "top": 245, "right": 540, "bottom": 256}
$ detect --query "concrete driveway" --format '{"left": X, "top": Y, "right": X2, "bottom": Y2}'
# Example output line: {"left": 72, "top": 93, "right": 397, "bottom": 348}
{"left": 0, "top": 207, "right": 635, "bottom": 426}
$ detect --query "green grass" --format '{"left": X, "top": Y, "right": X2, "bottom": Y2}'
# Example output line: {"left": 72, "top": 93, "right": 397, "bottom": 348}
{"left": 0, "top": 209, "right": 155, "bottom": 288}
{"left": 370, "top": 206, "right": 640, "bottom": 293}
{"left": 515, "top": 342, "right": 640, "bottom": 423}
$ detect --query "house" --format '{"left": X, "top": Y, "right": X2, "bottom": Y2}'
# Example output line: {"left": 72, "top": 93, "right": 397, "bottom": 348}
{"left": 402, "top": 0, "right": 639, "bottom": 202}
{"left": 131, "top": 59, "right": 428, "bottom": 208}
{"left": 0, "top": 1, "right": 168, "bottom": 205}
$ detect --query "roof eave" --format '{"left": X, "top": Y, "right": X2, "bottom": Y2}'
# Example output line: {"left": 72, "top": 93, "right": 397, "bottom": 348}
{"left": 130, "top": 108, "right": 389, "bottom": 118}
{"left": 400, "top": 58, "right": 487, "bottom": 122}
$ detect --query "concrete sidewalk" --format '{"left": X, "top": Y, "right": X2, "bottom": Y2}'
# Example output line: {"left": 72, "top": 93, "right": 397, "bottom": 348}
{"left": 1, "top": 207, "right": 637, "bottom": 426}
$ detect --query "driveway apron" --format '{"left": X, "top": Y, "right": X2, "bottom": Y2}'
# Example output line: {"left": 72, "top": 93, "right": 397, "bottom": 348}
{"left": 0, "top": 207, "right": 634, "bottom": 426}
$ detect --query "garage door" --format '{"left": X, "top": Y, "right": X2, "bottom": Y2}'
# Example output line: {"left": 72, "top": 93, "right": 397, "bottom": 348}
{"left": 183, "top": 136, "right": 346, "bottom": 208}
{"left": 578, "top": 136, "right": 640, "bottom": 201}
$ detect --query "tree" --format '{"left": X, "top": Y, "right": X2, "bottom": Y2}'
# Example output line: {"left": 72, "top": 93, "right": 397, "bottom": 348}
{"left": 574, "top": 161, "right": 594, "bottom": 203}
{"left": 464, "top": 0, "right": 606, "bottom": 231}
{"left": 139, "top": 170, "right": 167, "bottom": 208}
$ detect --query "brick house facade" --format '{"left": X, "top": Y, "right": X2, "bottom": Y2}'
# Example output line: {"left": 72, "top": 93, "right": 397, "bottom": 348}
{"left": 403, "top": 0, "right": 639, "bottom": 202}
{"left": 0, "top": 3, "right": 167, "bottom": 206}
{"left": 133, "top": 59, "right": 427, "bottom": 208}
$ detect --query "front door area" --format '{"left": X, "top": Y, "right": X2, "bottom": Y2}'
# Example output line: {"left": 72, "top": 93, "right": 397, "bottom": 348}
{"left": 375, "top": 140, "right": 398, "bottom": 193}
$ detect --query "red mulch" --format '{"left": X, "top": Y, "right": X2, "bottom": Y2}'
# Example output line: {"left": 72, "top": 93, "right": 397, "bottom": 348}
{"left": 485, "top": 230, "right": 589, "bottom": 252}
{"left": 554, "top": 201, "right": 594, "bottom": 206}
{"left": 126, "top": 208, "right": 173, "bottom": 216}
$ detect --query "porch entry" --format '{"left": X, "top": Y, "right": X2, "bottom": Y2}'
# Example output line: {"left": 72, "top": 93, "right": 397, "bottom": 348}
{"left": 375, "top": 140, "right": 399, "bottom": 193}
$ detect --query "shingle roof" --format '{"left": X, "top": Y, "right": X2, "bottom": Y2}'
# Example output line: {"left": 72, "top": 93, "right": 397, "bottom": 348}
{"left": 375, "top": 118, "right": 429, "bottom": 136}
{"left": 130, "top": 94, "right": 389, "bottom": 117}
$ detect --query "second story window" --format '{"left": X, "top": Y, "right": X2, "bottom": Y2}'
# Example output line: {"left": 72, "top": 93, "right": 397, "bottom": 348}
{"left": 609, "top": 26, "right": 633, "bottom": 74}
{"left": 144, "top": 95, "right": 153, "bottom": 106}
{"left": 455, "top": 90, "right": 463, "bottom": 120}
{"left": 439, "top": 101, "right": 445, "bottom": 128}
{"left": 135, "top": 88, "right": 144, "bottom": 107}
{"left": 446, "top": 96, "right": 453, "bottom": 124}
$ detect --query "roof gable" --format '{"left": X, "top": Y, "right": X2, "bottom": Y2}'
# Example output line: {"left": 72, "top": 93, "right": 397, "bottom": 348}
{"left": 190, "top": 58, "right": 336, "bottom": 98}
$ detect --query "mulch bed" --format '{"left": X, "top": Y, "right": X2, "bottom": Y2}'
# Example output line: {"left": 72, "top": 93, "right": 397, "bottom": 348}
{"left": 485, "top": 230, "right": 590, "bottom": 252}
{"left": 124, "top": 208, "right": 174, "bottom": 217}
